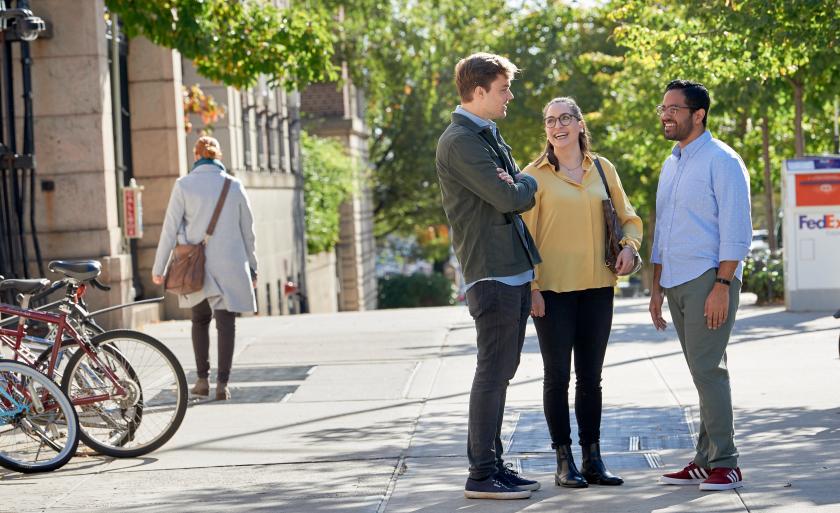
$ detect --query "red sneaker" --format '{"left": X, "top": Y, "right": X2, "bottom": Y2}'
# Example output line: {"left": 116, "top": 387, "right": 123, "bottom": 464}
{"left": 699, "top": 467, "right": 743, "bottom": 491}
{"left": 659, "top": 462, "right": 711, "bottom": 485}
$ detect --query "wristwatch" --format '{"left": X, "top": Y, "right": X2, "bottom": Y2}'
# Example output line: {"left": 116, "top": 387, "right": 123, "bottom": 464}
{"left": 715, "top": 277, "right": 731, "bottom": 286}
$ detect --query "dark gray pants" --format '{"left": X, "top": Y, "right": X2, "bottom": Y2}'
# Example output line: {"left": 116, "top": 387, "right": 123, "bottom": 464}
{"left": 191, "top": 299, "right": 236, "bottom": 383}
{"left": 665, "top": 268, "right": 740, "bottom": 469}
{"left": 465, "top": 281, "right": 531, "bottom": 480}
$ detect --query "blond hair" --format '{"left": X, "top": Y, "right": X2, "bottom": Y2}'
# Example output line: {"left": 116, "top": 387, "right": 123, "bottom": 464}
{"left": 194, "top": 136, "right": 223, "bottom": 160}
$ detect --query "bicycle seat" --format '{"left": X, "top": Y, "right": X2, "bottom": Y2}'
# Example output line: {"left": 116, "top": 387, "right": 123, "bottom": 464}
{"left": 48, "top": 260, "right": 102, "bottom": 281}
{"left": 0, "top": 278, "right": 51, "bottom": 295}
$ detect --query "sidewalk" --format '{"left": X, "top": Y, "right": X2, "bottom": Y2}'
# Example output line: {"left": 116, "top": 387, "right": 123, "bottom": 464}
{"left": 1, "top": 295, "right": 838, "bottom": 512}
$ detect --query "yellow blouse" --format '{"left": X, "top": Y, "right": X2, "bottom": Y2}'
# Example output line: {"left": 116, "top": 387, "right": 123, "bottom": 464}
{"left": 521, "top": 153, "right": 643, "bottom": 293}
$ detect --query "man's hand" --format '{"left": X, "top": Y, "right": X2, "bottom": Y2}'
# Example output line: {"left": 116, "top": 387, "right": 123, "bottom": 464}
{"left": 496, "top": 167, "right": 514, "bottom": 185}
{"left": 615, "top": 246, "right": 636, "bottom": 275}
{"left": 704, "top": 284, "right": 730, "bottom": 329}
{"left": 152, "top": 274, "right": 164, "bottom": 285}
{"left": 649, "top": 288, "right": 667, "bottom": 331}
{"left": 530, "top": 289, "right": 545, "bottom": 317}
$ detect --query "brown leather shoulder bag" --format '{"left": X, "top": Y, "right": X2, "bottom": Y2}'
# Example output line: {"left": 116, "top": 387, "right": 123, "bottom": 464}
{"left": 164, "top": 178, "right": 232, "bottom": 295}
{"left": 593, "top": 157, "right": 641, "bottom": 275}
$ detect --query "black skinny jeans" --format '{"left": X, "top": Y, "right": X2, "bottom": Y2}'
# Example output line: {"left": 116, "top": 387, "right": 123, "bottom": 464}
{"left": 465, "top": 281, "right": 531, "bottom": 480}
{"left": 533, "top": 287, "right": 613, "bottom": 447}
{"left": 191, "top": 299, "right": 236, "bottom": 383}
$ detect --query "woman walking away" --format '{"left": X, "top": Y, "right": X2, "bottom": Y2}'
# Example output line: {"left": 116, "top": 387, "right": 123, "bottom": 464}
{"left": 152, "top": 136, "right": 258, "bottom": 401}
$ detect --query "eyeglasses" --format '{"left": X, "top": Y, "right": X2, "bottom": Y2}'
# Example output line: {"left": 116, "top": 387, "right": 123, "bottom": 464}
{"left": 543, "top": 114, "right": 580, "bottom": 128}
{"left": 656, "top": 104, "right": 693, "bottom": 116}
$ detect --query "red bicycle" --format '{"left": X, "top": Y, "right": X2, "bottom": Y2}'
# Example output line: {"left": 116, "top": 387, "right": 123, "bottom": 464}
{"left": 0, "top": 272, "right": 187, "bottom": 458}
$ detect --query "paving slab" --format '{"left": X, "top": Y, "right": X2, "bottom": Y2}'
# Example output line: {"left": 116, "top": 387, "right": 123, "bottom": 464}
{"left": 1, "top": 295, "right": 839, "bottom": 512}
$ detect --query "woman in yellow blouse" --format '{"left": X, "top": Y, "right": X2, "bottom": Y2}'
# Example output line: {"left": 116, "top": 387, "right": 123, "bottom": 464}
{"left": 521, "top": 97, "right": 642, "bottom": 489}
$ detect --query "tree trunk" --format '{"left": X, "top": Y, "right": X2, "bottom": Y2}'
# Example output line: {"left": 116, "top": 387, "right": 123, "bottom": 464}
{"left": 761, "top": 114, "right": 777, "bottom": 252}
{"left": 790, "top": 78, "right": 805, "bottom": 157}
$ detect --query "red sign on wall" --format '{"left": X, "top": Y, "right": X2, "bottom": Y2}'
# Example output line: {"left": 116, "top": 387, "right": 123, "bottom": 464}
{"left": 795, "top": 173, "right": 840, "bottom": 206}
{"left": 122, "top": 180, "right": 144, "bottom": 239}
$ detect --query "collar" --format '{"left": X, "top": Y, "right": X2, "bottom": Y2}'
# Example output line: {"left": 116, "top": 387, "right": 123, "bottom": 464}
{"left": 672, "top": 130, "right": 711, "bottom": 159}
{"left": 453, "top": 106, "right": 496, "bottom": 134}
{"left": 534, "top": 150, "right": 594, "bottom": 171}
{"left": 192, "top": 158, "right": 226, "bottom": 172}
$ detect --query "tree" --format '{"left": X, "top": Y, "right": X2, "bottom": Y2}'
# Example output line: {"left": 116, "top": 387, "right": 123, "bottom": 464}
{"left": 336, "top": 0, "right": 514, "bottom": 237}
{"left": 605, "top": 0, "right": 840, "bottom": 252}
{"left": 300, "top": 132, "right": 355, "bottom": 255}
{"left": 106, "top": 0, "right": 338, "bottom": 89}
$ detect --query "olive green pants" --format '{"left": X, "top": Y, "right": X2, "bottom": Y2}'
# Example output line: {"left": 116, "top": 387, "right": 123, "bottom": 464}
{"left": 665, "top": 268, "right": 740, "bottom": 469}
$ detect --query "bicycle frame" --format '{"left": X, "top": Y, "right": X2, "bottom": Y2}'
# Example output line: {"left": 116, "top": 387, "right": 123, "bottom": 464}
{"left": 0, "top": 303, "right": 127, "bottom": 407}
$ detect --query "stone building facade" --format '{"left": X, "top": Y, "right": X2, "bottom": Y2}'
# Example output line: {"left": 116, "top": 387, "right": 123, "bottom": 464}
{"left": 5, "top": 0, "right": 366, "bottom": 324}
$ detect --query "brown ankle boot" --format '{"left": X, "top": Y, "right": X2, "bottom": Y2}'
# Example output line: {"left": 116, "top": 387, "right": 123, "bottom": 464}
{"left": 215, "top": 382, "right": 231, "bottom": 401}
{"left": 190, "top": 378, "right": 209, "bottom": 396}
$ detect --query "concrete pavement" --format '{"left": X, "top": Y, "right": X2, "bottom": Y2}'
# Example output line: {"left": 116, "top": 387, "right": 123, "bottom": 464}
{"left": 1, "top": 294, "right": 839, "bottom": 512}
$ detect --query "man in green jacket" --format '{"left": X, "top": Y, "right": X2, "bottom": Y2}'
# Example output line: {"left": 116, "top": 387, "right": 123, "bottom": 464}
{"left": 435, "top": 52, "right": 541, "bottom": 500}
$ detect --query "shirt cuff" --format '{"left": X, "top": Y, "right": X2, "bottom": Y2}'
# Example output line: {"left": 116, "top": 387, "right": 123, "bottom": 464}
{"left": 619, "top": 237, "right": 640, "bottom": 252}
{"left": 516, "top": 174, "right": 537, "bottom": 188}
{"left": 719, "top": 242, "right": 749, "bottom": 262}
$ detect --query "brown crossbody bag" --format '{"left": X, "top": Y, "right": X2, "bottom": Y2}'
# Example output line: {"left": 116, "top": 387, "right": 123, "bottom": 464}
{"left": 164, "top": 178, "right": 232, "bottom": 295}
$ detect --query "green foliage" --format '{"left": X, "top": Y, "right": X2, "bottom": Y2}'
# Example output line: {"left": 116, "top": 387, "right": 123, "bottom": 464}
{"left": 301, "top": 132, "right": 355, "bottom": 255}
{"left": 106, "top": 0, "right": 337, "bottom": 89}
{"left": 377, "top": 273, "right": 455, "bottom": 309}
{"left": 338, "top": 0, "right": 513, "bottom": 236}
{"left": 742, "top": 254, "right": 784, "bottom": 305}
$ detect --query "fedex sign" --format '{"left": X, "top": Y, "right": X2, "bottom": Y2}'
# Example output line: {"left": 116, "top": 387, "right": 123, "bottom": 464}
{"left": 798, "top": 214, "right": 840, "bottom": 229}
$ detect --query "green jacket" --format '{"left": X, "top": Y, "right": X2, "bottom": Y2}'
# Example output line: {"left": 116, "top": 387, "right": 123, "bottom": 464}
{"left": 435, "top": 112, "right": 541, "bottom": 284}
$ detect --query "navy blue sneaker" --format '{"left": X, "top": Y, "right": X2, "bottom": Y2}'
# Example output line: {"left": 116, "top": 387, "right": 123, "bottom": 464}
{"left": 497, "top": 463, "right": 541, "bottom": 491}
{"left": 464, "top": 474, "right": 531, "bottom": 500}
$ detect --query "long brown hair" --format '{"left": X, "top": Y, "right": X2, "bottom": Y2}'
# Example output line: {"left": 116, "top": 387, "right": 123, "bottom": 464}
{"left": 542, "top": 97, "right": 591, "bottom": 169}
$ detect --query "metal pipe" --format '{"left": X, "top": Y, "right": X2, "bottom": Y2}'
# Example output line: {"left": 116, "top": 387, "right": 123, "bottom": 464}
{"left": 1, "top": 37, "right": 18, "bottom": 276}
{"left": 834, "top": 96, "right": 839, "bottom": 154}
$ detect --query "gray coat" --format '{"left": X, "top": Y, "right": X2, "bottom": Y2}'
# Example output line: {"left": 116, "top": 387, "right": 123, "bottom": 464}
{"left": 153, "top": 163, "right": 258, "bottom": 313}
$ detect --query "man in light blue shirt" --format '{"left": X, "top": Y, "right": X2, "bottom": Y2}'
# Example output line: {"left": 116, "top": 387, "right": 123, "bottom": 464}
{"left": 649, "top": 80, "right": 751, "bottom": 491}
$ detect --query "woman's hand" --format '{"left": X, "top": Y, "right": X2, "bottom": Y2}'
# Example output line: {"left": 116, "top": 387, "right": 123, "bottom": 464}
{"left": 530, "top": 289, "right": 545, "bottom": 317}
{"left": 152, "top": 274, "right": 164, "bottom": 285}
{"left": 615, "top": 246, "right": 637, "bottom": 275}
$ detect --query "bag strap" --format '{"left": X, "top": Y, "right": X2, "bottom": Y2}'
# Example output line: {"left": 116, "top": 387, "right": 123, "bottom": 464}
{"left": 592, "top": 156, "right": 614, "bottom": 201}
{"left": 203, "top": 178, "right": 232, "bottom": 243}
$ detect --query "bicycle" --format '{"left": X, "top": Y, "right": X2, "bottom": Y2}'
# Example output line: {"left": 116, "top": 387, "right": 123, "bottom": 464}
{"left": 0, "top": 358, "right": 79, "bottom": 473}
{"left": 0, "top": 272, "right": 188, "bottom": 458}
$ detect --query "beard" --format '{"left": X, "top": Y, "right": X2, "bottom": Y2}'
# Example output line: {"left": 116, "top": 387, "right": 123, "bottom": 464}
{"left": 663, "top": 121, "right": 692, "bottom": 141}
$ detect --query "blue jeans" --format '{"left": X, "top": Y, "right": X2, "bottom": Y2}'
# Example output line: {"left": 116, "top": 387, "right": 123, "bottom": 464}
{"left": 465, "top": 281, "right": 531, "bottom": 480}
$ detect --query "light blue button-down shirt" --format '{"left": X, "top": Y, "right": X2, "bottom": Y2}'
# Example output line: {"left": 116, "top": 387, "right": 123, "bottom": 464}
{"left": 651, "top": 130, "right": 752, "bottom": 288}
{"left": 454, "top": 106, "right": 534, "bottom": 290}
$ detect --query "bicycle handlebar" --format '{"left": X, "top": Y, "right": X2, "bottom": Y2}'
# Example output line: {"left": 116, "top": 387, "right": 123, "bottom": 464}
{"left": 90, "top": 278, "right": 111, "bottom": 291}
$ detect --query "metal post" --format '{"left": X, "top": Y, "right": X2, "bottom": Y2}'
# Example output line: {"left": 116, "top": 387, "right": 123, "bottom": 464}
{"left": 834, "top": 96, "right": 839, "bottom": 155}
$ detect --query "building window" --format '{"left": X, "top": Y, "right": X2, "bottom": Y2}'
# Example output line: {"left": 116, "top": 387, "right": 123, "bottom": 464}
{"left": 276, "top": 91, "right": 287, "bottom": 173}
{"left": 288, "top": 92, "right": 301, "bottom": 175}
{"left": 256, "top": 108, "right": 267, "bottom": 171}
{"left": 241, "top": 91, "right": 252, "bottom": 171}
{"left": 268, "top": 113, "right": 279, "bottom": 172}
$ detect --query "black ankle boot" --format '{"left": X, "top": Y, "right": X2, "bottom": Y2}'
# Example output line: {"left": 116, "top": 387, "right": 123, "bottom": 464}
{"left": 554, "top": 444, "right": 588, "bottom": 488}
{"left": 581, "top": 442, "right": 624, "bottom": 485}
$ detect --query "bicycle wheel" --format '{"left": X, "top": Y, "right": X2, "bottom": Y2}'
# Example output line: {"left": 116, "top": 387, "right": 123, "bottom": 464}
{"left": 61, "top": 330, "right": 187, "bottom": 458}
{"left": 0, "top": 359, "right": 79, "bottom": 473}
